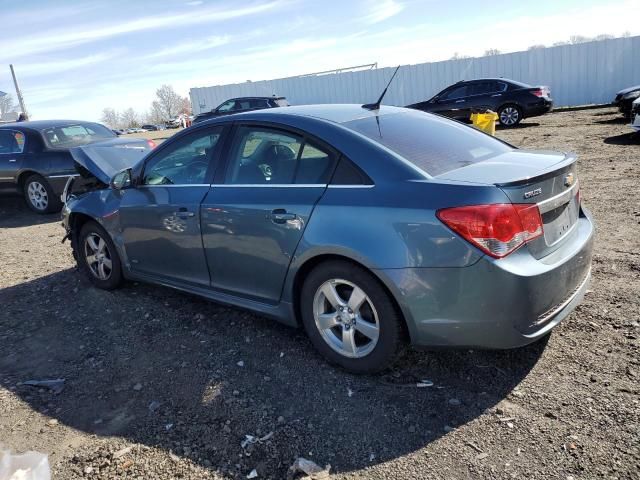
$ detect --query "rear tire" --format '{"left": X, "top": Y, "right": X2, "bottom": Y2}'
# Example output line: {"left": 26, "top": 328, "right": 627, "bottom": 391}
{"left": 23, "top": 174, "right": 62, "bottom": 213}
{"left": 300, "top": 260, "right": 403, "bottom": 374}
{"left": 78, "top": 221, "right": 123, "bottom": 290}
{"left": 498, "top": 105, "right": 523, "bottom": 127}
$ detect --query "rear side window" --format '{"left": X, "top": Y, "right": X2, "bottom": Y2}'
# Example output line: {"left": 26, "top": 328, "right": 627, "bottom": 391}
{"left": 0, "top": 130, "right": 25, "bottom": 154}
{"left": 42, "top": 123, "right": 115, "bottom": 149}
{"left": 440, "top": 85, "right": 468, "bottom": 100}
{"left": 342, "top": 110, "right": 512, "bottom": 176}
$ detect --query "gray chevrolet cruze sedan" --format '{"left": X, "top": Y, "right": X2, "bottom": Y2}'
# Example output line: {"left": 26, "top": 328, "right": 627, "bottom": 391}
{"left": 62, "top": 105, "right": 594, "bottom": 373}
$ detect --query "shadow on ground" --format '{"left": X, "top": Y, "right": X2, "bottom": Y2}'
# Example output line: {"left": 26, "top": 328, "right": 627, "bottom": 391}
{"left": 593, "top": 116, "right": 629, "bottom": 125}
{"left": 496, "top": 121, "right": 540, "bottom": 130}
{"left": 0, "top": 195, "right": 60, "bottom": 228}
{"left": 603, "top": 132, "right": 639, "bottom": 145}
{"left": 0, "top": 269, "right": 547, "bottom": 478}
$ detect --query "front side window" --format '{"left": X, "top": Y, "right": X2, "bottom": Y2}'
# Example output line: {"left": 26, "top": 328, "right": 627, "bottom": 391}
{"left": 42, "top": 123, "right": 115, "bottom": 149}
{"left": 0, "top": 130, "right": 25, "bottom": 154}
{"left": 216, "top": 100, "right": 236, "bottom": 113}
{"left": 143, "top": 128, "right": 222, "bottom": 185}
{"left": 225, "top": 127, "right": 334, "bottom": 185}
{"left": 440, "top": 85, "right": 468, "bottom": 100}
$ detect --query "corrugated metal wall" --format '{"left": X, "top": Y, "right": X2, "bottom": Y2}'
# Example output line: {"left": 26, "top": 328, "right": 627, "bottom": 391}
{"left": 190, "top": 36, "right": 640, "bottom": 114}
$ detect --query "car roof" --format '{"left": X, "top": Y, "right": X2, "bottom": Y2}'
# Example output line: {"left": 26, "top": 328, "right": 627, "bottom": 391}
{"left": 0, "top": 119, "right": 103, "bottom": 131}
{"left": 227, "top": 96, "right": 286, "bottom": 101}
{"left": 214, "top": 104, "right": 406, "bottom": 124}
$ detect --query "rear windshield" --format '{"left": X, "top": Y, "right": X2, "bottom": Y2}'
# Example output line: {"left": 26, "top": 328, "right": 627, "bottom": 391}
{"left": 42, "top": 123, "right": 115, "bottom": 149}
{"left": 342, "top": 110, "right": 512, "bottom": 176}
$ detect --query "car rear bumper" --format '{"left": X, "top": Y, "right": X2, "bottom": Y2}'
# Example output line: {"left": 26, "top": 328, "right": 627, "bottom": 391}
{"left": 382, "top": 207, "right": 594, "bottom": 349}
{"left": 524, "top": 100, "right": 553, "bottom": 118}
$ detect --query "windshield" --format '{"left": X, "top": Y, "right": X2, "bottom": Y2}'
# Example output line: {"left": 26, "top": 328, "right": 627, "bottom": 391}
{"left": 342, "top": 110, "right": 512, "bottom": 176}
{"left": 42, "top": 123, "right": 116, "bottom": 149}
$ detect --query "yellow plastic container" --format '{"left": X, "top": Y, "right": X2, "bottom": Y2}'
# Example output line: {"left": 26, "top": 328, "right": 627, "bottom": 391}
{"left": 470, "top": 110, "right": 498, "bottom": 136}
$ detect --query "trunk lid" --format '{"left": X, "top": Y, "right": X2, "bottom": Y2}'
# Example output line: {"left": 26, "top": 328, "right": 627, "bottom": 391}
{"left": 437, "top": 149, "right": 580, "bottom": 259}
{"left": 69, "top": 137, "right": 151, "bottom": 185}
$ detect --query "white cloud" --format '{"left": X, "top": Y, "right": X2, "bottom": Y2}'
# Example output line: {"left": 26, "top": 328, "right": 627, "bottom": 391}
{"left": 18, "top": 51, "right": 122, "bottom": 77}
{"left": 363, "top": 0, "right": 404, "bottom": 24}
{"left": 144, "top": 36, "right": 231, "bottom": 59}
{"left": 0, "top": 1, "right": 288, "bottom": 61}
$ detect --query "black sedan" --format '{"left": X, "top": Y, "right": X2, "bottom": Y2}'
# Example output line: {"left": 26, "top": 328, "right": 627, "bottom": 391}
{"left": 0, "top": 120, "right": 150, "bottom": 213}
{"left": 193, "top": 96, "right": 289, "bottom": 124}
{"left": 407, "top": 78, "right": 553, "bottom": 127}
{"left": 613, "top": 84, "right": 640, "bottom": 118}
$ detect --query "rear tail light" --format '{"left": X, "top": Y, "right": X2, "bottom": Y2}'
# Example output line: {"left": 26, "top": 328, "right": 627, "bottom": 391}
{"left": 531, "top": 89, "right": 544, "bottom": 97}
{"left": 147, "top": 139, "right": 157, "bottom": 149}
{"left": 437, "top": 204, "right": 543, "bottom": 258}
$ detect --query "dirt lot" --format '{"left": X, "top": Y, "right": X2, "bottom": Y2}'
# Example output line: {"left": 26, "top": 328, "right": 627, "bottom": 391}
{"left": 1, "top": 108, "right": 638, "bottom": 479}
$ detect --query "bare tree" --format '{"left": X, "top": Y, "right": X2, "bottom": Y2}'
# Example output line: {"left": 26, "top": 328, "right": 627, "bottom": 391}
{"left": 594, "top": 34, "right": 614, "bottom": 41}
{"left": 569, "top": 35, "right": 590, "bottom": 44}
{"left": 0, "top": 93, "right": 18, "bottom": 120}
{"left": 101, "top": 108, "right": 119, "bottom": 128}
{"left": 449, "top": 52, "right": 471, "bottom": 60}
{"left": 179, "top": 97, "right": 192, "bottom": 116}
{"left": 145, "top": 103, "right": 165, "bottom": 125}
{"left": 528, "top": 44, "right": 545, "bottom": 50}
{"left": 120, "top": 108, "right": 139, "bottom": 128}
{"left": 483, "top": 48, "right": 501, "bottom": 56}
{"left": 154, "top": 85, "right": 184, "bottom": 121}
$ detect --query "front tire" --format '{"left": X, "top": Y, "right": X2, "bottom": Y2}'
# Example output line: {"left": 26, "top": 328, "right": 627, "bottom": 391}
{"left": 498, "top": 105, "right": 522, "bottom": 127}
{"left": 23, "top": 174, "right": 62, "bottom": 213}
{"left": 78, "top": 221, "right": 123, "bottom": 290}
{"left": 300, "top": 261, "right": 404, "bottom": 374}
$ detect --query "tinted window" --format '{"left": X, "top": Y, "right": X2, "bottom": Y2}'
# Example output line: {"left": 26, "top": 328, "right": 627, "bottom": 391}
{"left": 143, "top": 127, "right": 222, "bottom": 185}
{"left": 225, "top": 127, "right": 334, "bottom": 185}
{"left": 0, "top": 130, "right": 25, "bottom": 154}
{"left": 249, "top": 99, "right": 269, "bottom": 108}
{"left": 217, "top": 100, "right": 236, "bottom": 112}
{"left": 42, "top": 123, "right": 115, "bottom": 149}
{"left": 440, "top": 85, "right": 468, "bottom": 100}
{"left": 495, "top": 81, "right": 508, "bottom": 92}
{"left": 331, "top": 157, "right": 373, "bottom": 185}
{"left": 342, "top": 110, "right": 512, "bottom": 176}
{"left": 470, "top": 81, "right": 494, "bottom": 95}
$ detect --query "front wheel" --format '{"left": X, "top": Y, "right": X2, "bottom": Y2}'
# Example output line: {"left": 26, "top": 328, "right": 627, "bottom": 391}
{"left": 498, "top": 105, "right": 522, "bottom": 127}
{"left": 23, "top": 174, "right": 62, "bottom": 213}
{"left": 78, "top": 221, "right": 123, "bottom": 290}
{"left": 300, "top": 261, "right": 404, "bottom": 374}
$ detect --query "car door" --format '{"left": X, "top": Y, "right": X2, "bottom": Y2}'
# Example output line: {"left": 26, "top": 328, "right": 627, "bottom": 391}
{"left": 431, "top": 84, "right": 469, "bottom": 119}
{"left": 201, "top": 124, "right": 336, "bottom": 303}
{"left": 0, "top": 129, "right": 26, "bottom": 191}
{"left": 118, "top": 125, "right": 227, "bottom": 285}
{"left": 466, "top": 81, "right": 494, "bottom": 112}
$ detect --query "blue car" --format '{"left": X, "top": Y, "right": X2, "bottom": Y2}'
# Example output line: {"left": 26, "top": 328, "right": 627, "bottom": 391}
{"left": 62, "top": 105, "right": 594, "bottom": 373}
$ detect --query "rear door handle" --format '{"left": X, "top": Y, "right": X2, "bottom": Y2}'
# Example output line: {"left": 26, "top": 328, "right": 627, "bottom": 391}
{"left": 175, "top": 208, "right": 195, "bottom": 218}
{"left": 455, "top": 99, "right": 465, "bottom": 103}
{"left": 8, "top": 159, "right": 17, "bottom": 163}
{"left": 271, "top": 208, "right": 296, "bottom": 224}
{"left": 490, "top": 93, "right": 502, "bottom": 97}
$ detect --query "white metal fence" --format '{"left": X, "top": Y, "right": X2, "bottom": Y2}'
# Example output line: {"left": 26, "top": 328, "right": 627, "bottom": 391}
{"left": 190, "top": 35, "right": 640, "bottom": 115}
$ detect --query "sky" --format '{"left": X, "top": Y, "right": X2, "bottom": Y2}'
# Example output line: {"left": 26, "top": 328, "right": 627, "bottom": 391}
{"left": 1, "top": 0, "right": 638, "bottom": 121}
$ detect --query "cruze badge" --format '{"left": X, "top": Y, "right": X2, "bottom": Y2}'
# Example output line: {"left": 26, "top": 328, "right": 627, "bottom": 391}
{"left": 564, "top": 173, "right": 575, "bottom": 187}
{"left": 524, "top": 188, "right": 542, "bottom": 199}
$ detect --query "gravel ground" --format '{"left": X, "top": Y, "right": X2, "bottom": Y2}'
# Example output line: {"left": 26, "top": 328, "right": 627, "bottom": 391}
{"left": 0, "top": 107, "right": 638, "bottom": 480}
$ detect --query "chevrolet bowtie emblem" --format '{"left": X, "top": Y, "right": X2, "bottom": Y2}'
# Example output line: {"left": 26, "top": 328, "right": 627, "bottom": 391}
{"left": 564, "top": 173, "right": 575, "bottom": 187}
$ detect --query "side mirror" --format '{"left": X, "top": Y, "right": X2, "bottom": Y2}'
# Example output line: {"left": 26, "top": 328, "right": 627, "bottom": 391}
{"left": 110, "top": 168, "right": 132, "bottom": 190}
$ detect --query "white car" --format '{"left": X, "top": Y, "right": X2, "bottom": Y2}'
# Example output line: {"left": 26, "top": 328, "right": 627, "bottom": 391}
{"left": 630, "top": 98, "right": 640, "bottom": 132}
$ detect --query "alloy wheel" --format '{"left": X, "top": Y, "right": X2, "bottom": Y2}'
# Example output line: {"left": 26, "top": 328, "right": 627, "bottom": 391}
{"left": 27, "top": 181, "right": 48, "bottom": 211}
{"left": 313, "top": 279, "right": 380, "bottom": 358}
{"left": 84, "top": 233, "right": 113, "bottom": 281}
{"left": 499, "top": 107, "right": 520, "bottom": 126}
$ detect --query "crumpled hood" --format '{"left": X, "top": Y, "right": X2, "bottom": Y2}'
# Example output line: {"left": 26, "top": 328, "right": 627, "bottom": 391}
{"left": 70, "top": 138, "right": 151, "bottom": 184}
{"left": 616, "top": 84, "right": 640, "bottom": 95}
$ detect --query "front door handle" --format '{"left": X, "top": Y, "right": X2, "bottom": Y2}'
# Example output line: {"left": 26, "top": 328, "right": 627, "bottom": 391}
{"left": 455, "top": 99, "right": 466, "bottom": 103}
{"left": 271, "top": 208, "right": 296, "bottom": 224}
{"left": 174, "top": 208, "right": 195, "bottom": 219}
{"left": 8, "top": 159, "right": 17, "bottom": 163}
{"left": 490, "top": 93, "right": 502, "bottom": 97}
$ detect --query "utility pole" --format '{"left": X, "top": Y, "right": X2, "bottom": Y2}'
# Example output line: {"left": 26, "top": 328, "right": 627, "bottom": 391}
{"left": 10, "top": 64, "right": 28, "bottom": 120}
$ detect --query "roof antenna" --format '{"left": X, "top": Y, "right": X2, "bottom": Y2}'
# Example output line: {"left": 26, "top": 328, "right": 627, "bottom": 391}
{"left": 362, "top": 65, "right": 400, "bottom": 110}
